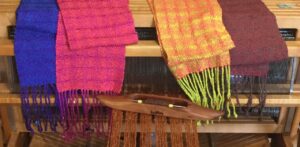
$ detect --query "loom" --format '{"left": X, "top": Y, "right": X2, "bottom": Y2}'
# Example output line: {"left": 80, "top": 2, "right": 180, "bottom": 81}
{"left": 0, "top": 0, "right": 300, "bottom": 146}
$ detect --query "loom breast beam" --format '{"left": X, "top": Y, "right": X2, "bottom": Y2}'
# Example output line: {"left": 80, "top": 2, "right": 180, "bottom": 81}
{"left": 97, "top": 93, "right": 224, "bottom": 120}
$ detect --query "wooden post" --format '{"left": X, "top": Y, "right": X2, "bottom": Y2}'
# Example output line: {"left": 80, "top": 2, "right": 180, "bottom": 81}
{"left": 0, "top": 106, "right": 11, "bottom": 145}
{"left": 290, "top": 107, "right": 300, "bottom": 138}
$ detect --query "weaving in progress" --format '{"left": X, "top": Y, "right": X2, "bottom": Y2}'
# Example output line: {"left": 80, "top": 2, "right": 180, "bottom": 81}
{"left": 12, "top": 0, "right": 289, "bottom": 146}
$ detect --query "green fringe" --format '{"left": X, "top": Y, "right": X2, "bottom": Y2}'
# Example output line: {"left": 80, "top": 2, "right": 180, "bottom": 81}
{"left": 178, "top": 66, "right": 238, "bottom": 119}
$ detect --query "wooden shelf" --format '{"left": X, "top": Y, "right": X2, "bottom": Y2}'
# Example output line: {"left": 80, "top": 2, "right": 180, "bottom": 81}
{"left": 1, "top": 38, "right": 300, "bottom": 57}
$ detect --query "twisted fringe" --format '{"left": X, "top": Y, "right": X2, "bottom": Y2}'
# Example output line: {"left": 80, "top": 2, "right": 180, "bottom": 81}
{"left": 20, "top": 84, "right": 59, "bottom": 133}
{"left": 58, "top": 90, "right": 110, "bottom": 140}
{"left": 232, "top": 75, "right": 267, "bottom": 116}
{"left": 178, "top": 66, "right": 237, "bottom": 118}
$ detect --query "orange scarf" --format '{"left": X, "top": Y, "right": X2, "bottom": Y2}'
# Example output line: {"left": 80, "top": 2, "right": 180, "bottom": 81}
{"left": 149, "top": 0, "right": 236, "bottom": 117}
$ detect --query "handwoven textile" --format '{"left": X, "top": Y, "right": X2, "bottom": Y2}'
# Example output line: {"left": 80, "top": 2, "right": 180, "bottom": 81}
{"left": 218, "top": 0, "right": 288, "bottom": 110}
{"left": 218, "top": 0, "right": 288, "bottom": 76}
{"left": 56, "top": 0, "right": 138, "bottom": 137}
{"left": 148, "top": 0, "right": 236, "bottom": 116}
{"left": 14, "top": 0, "right": 59, "bottom": 132}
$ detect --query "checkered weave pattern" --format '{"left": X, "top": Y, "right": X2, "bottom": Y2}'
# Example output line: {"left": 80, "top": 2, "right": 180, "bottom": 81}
{"left": 148, "top": 0, "right": 236, "bottom": 117}
{"left": 56, "top": 0, "right": 137, "bottom": 137}
{"left": 149, "top": 0, "right": 234, "bottom": 78}
{"left": 14, "top": 0, "right": 59, "bottom": 132}
{"left": 56, "top": 0, "right": 137, "bottom": 93}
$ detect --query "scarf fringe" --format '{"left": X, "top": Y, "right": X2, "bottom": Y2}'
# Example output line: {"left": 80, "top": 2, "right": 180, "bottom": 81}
{"left": 58, "top": 90, "right": 111, "bottom": 140}
{"left": 177, "top": 66, "right": 237, "bottom": 118}
{"left": 20, "top": 84, "right": 59, "bottom": 133}
{"left": 232, "top": 75, "right": 267, "bottom": 116}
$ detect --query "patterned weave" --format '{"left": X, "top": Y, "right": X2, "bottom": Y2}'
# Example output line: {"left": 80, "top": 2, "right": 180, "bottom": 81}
{"left": 56, "top": 0, "right": 138, "bottom": 137}
{"left": 218, "top": 0, "right": 288, "bottom": 112}
{"left": 14, "top": 0, "right": 59, "bottom": 132}
{"left": 218, "top": 0, "right": 288, "bottom": 76}
{"left": 148, "top": 0, "right": 234, "bottom": 78}
{"left": 148, "top": 0, "right": 236, "bottom": 116}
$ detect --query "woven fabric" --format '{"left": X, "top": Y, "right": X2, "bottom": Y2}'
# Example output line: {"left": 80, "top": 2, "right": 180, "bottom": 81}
{"left": 56, "top": 0, "right": 137, "bottom": 93}
{"left": 56, "top": 0, "right": 137, "bottom": 137}
{"left": 148, "top": 0, "right": 234, "bottom": 79}
{"left": 218, "top": 0, "right": 288, "bottom": 76}
{"left": 14, "top": 0, "right": 59, "bottom": 132}
{"left": 149, "top": 0, "right": 236, "bottom": 117}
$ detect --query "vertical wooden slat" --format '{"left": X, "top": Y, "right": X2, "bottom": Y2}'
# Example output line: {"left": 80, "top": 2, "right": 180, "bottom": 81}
{"left": 278, "top": 107, "right": 289, "bottom": 128}
{"left": 0, "top": 120, "right": 4, "bottom": 147}
{"left": 0, "top": 106, "right": 11, "bottom": 144}
{"left": 290, "top": 107, "right": 300, "bottom": 138}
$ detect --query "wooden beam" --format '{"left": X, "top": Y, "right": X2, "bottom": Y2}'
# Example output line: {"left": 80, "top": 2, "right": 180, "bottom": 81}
{"left": 0, "top": 92, "right": 299, "bottom": 107}
{"left": 1, "top": 39, "right": 300, "bottom": 57}
{"left": 1, "top": 0, "right": 300, "bottom": 29}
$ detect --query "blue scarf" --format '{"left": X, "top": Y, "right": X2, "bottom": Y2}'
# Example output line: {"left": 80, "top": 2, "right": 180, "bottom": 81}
{"left": 14, "top": 0, "right": 59, "bottom": 132}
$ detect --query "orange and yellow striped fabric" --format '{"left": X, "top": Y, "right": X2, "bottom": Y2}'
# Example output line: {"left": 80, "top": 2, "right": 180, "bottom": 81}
{"left": 148, "top": 0, "right": 234, "bottom": 79}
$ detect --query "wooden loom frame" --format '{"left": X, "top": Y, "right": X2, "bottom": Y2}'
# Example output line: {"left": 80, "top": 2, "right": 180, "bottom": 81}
{"left": 0, "top": 0, "right": 299, "bottom": 146}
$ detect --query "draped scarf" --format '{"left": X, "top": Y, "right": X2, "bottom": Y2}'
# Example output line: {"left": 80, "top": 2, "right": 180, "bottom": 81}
{"left": 14, "top": 0, "right": 59, "bottom": 132}
{"left": 148, "top": 0, "right": 236, "bottom": 116}
{"left": 218, "top": 0, "right": 288, "bottom": 111}
{"left": 56, "top": 0, "right": 138, "bottom": 138}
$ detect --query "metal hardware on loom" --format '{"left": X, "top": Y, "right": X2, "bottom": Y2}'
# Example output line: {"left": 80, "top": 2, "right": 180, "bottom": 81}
{"left": 289, "top": 57, "right": 299, "bottom": 93}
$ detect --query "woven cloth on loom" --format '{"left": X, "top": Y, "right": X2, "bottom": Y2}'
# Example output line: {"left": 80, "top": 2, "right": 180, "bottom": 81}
{"left": 56, "top": 0, "right": 138, "bottom": 137}
{"left": 14, "top": 0, "right": 59, "bottom": 132}
{"left": 148, "top": 0, "right": 236, "bottom": 116}
{"left": 218, "top": 0, "right": 288, "bottom": 110}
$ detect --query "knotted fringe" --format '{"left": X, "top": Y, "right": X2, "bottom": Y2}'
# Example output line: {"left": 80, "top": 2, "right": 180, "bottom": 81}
{"left": 232, "top": 75, "right": 267, "bottom": 116}
{"left": 20, "top": 84, "right": 59, "bottom": 133}
{"left": 178, "top": 66, "right": 237, "bottom": 118}
{"left": 58, "top": 90, "right": 109, "bottom": 139}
